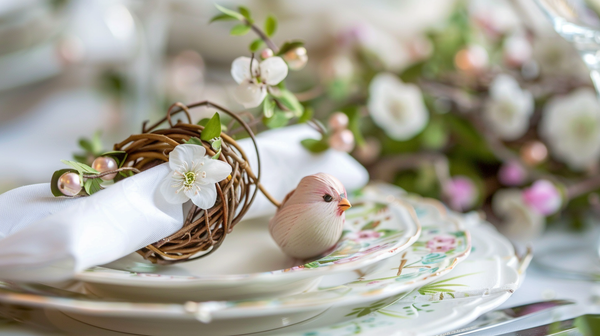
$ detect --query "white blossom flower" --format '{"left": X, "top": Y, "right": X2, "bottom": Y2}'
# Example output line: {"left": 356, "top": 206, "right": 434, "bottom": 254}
{"left": 483, "top": 74, "right": 534, "bottom": 140}
{"left": 160, "top": 144, "right": 232, "bottom": 209}
{"left": 493, "top": 188, "right": 545, "bottom": 241}
{"left": 367, "top": 73, "right": 429, "bottom": 141}
{"left": 540, "top": 88, "right": 600, "bottom": 170}
{"left": 231, "top": 56, "right": 288, "bottom": 108}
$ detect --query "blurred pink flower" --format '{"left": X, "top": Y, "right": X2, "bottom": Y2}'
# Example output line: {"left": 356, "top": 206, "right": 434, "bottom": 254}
{"left": 443, "top": 176, "right": 478, "bottom": 211}
{"left": 522, "top": 180, "right": 562, "bottom": 216}
{"left": 499, "top": 160, "right": 527, "bottom": 186}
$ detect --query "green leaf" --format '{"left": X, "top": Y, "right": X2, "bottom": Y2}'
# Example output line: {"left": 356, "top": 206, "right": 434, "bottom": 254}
{"left": 230, "top": 24, "right": 251, "bottom": 36}
{"left": 277, "top": 40, "right": 304, "bottom": 55}
{"left": 83, "top": 178, "right": 101, "bottom": 195}
{"left": 263, "top": 111, "right": 291, "bottom": 128}
{"left": 211, "top": 138, "right": 222, "bottom": 151}
{"left": 185, "top": 137, "right": 204, "bottom": 146}
{"left": 50, "top": 169, "right": 78, "bottom": 196}
{"left": 301, "top": 138, "right": 329, "bottom": 153}
{"left": 209, "top": 13, "right": 237, "bottom": 23}
{"left": 238, "top": 6, "right": 252, "bottom": 21}
{"left": 420, "top": 119, "right": 447, "bottom": 150}
{"left": 84, "top": 178, "right": 103, "bottom": 195}
{"left": 214, "top": 4, "right": 244, "bottom": 21}
{"left": 201, "top": 113, "right": 222, "bottom": 141}
{"left": 298, "top": 106, "right": 314, "bottom": 123}
{"left": 262, "top": 96, "right": 276, "bottom": 118}
{"left": 114, "top": 170, "right": 134, "bottom": 183}
{"left": 61, "top": 160, "right": 99, "bottom": 174}
{"left": 249, "top": 38, "right": 264, "bottom": 52}
{"left": 264, "top": 15, "right": 277, "bottom": 37}
{"left": 73, "top": 154, "right": 89, "bottom": 164}
{"left": 273, "top": 89, "right": 303, "bottom": 116}
{"left": 212, "top": 149, "right": 222, "bottom": 160}
{"left": 78, "top": 139, "right": 94, "bottom": 153}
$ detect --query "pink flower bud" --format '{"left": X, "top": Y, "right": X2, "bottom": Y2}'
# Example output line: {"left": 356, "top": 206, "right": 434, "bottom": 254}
{"left": 522, "top": 180, "right": 562, "bottom": 216}
{"left": 443, "top": 176, "right": 478, "bottom": 211}
{"left": 499, "top": 160, "right": 527, "bottom": 186}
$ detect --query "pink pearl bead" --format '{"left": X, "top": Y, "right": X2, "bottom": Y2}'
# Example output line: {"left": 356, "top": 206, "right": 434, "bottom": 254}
{"left": 58, "top": 172, "right": 82, "bottom": 197}
{"left": 329, "top": 129, "right": 355, "bottom": 152}
{"left": 283, "top": 47, "right": 308, "bottom": 70}
{"left": 260, "top": 48, "right": 274, "bottom": 59}
{"left": 328, "top": 112, "right": 349, "bottom": 131}
{"left": 92, "top": 157, "right": 118, "bottom": 180}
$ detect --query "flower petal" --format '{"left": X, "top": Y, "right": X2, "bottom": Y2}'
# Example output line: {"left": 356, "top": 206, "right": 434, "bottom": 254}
{"left": 202, "top": 159, "right": 232, "bottom": 184}
{"left": 260, "top": 56, "right": 288, "bottom": 85}
{"left": 159, "top": 175, "right": 190, "bottom": 204}
{"left": 231, "top": 57, "right": 258, "bottom": 84}
{"left": 169, "top": 144, "right": 206, "bottom": 172}
{"left": 234, "top": 81, "right": 267, "bottom": 108}
{"left": 189, "top": 183, "right": 218, "bottom": 209}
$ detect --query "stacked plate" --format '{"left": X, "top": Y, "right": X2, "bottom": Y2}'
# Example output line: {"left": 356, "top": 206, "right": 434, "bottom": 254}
{"left": 0, "top": 184, "right": 530, "bottom": 336}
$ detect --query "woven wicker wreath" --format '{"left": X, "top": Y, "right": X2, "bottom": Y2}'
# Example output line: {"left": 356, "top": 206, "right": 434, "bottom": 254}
{"left": 114, "top": 101, "right": 274, "bottom": 264}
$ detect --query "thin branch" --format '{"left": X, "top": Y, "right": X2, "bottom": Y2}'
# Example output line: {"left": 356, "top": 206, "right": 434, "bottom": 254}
{"left": 245, "top": 19, "right": 278, "bottom": 53}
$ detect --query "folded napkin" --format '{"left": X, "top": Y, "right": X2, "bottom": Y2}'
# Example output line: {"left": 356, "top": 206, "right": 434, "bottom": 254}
{"left": 0, "top": 124, "right": 368, "bottom": 282}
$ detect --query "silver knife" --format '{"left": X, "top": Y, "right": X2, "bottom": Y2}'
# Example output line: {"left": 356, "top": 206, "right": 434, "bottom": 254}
{"left": 437, "top": 300, "right": 575, "bottom": 336}
{"left": 497, "top": 314, "right": 600, "bottom": 335}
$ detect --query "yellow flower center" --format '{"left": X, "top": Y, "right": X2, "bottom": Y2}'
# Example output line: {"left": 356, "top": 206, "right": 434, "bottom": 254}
{"left": 184, "top": 171, "right": 197, "bottom": 188}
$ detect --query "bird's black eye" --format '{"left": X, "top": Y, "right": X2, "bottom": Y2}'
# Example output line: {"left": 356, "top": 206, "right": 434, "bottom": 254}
{"left": 323, "top": 194, "right": 333, "bottom": 202}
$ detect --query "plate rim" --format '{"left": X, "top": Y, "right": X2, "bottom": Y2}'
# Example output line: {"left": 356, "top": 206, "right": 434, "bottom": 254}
{"left": 73, "top": 196, "right": 422, "bottom": 287}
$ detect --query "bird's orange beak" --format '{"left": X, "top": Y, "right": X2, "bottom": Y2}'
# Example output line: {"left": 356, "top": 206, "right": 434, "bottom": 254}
{"left": 338, "top": 198, "right": 352, "bottom": 212}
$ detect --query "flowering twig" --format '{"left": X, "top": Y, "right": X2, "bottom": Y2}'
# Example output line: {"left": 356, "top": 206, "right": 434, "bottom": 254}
{"left": 82, "top": 167, "right": 140, "bottom": 179}
{"left": 567, "top": 174, "right": 600, "bottom": 199}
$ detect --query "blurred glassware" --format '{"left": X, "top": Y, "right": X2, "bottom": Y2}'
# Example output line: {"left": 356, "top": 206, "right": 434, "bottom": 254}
{"left": 0, "top": 0, "right": 169, "bottom": 192}
{"left": 534, "top": 0, "right": 600, "bottom": 281}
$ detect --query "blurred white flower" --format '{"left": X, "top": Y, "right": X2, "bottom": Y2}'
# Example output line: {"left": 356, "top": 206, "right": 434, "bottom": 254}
{"left": 493, "top": 189, "right": 545, "bottom": 241}
{"left": 353, "top": 23, "right": 412, "bottom": 71}
{"left": 483, "top": 74, "right": 534, "bottom": 140}
{"left": 540, "top": 88, "right": 600, "bottom": 170}
{"left": 469, "top": 0, "right": 520, "bottom": 36}
{"left": 367, "top": 73, "right": 429, "bottom": 141}
{"left": 503, "top": 34, "right": 532, "bottom": 67}
{"left": 533, "top": 36, "right": 588, "bottom": 78}
{"left": 230, "top": 56, "right": 288, "bottom": 108}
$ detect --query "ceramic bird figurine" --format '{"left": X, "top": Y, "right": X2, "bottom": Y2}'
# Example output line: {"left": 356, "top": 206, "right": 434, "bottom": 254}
{"left": 269, "top": 173, "right": 352, "bottom": 259}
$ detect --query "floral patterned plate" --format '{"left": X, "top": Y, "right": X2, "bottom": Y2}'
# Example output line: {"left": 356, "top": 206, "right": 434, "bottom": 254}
{"left": 74, "top": 193, "right": 421, "bottom": 302}
{"left": 0, "top": 185, "right": 471, "bottom": 336}
{"left": 276, "top": 212, "right": 531, "bottom": 336}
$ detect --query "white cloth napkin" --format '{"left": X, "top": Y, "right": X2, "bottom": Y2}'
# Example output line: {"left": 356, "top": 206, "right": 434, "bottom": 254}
{"left": 0, "top": 124, "right": 368, "bottom": 282}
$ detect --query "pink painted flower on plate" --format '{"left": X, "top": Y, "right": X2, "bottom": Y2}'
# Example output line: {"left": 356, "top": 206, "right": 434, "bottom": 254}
{"left": 426, "top": 235, "right": 457, "bottom": 253}
{"left": 345, "top": 230, "right": 382, "bottom": 242}
{"left": 333, "top": 256, "right": 362, "bottom": 264}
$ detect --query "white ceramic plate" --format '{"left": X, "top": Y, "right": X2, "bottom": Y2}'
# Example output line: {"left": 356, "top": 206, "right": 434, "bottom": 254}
{"left": 43, "top": 217, "right": 524, "bottom": 336}
{"left": 0, "top": 186, "right": 474, "bottom": 336}
{"left": 36, "top": 220, "right": 525, "bottom": 336}
{"left": 75, "top": 194, "right": 421, "bottom": 302}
